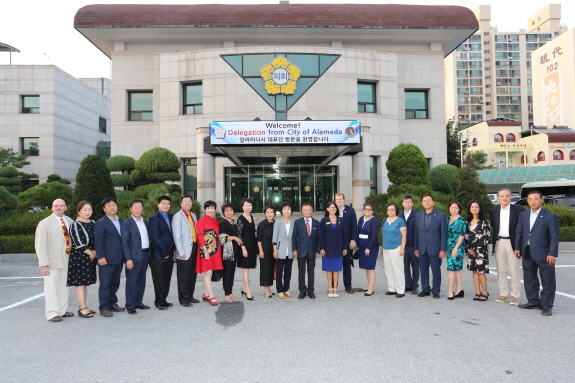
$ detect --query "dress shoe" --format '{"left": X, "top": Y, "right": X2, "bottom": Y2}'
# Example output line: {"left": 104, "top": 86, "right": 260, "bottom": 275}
{"left": 136, "top": 304, "right": 150, "bottom": 310}
{"left": 433, "top": 293, "right": 440, "bottom": 299}
{"left": 48, "top": 316, "right": 63, "bottom": 322}
{"left": 447, "top": 296, "right": 454, "bottom": 300}
{"left": 518, "top": 302, "right": 542, "bottom": 310}
{"left": 165, "top": 302, "right": 174, "bottom": 307}
{"left": 284, "top": 292, "right": 293, "bottom": 298}
{"left": 298, "top": 293, "right": 306, "bottom": 299}
{"left": 364, "top": 291, "right": 375, "bottom": 296}
{"left": 417, "top": 291, "right": 430, "bottom": 297}
{"left": 411, "top": 288, "right": 419, "bottom": 295}
{"left": 396, "top": 294, "right": 405, "bottom": 298}
{"left": 385, "top": 291, "right": 397, "bottom": 296}
{"left": 405, "top": 287, "right": 413, "bottom": 292}
{"left": 180, "top": 302, "right": 193, "bottom": 307}
{"left": 156, "top": 305, "right": 168, "bottom": 310}
{"left": 100, "top": 309, "right": 113, "bottom": 317}
{"left": 454, "top": 290, "right": 465, "bottom": 298}
{"left": 345, "top": 287, "right": 354, "bottom": 294}
{"left": 309, "top": 292, "right": 316, "bottom": 299}
{"left": 109, "top": 303, "right": 125, "bottom": 312}
{"left": 541, "top": 307, "right": 552, "bottom": 316}
{"left": 189, "top": 298, "right": 200, "bottom": 304}
{"left": 127, "top": 308, "right": 137, "bottom": 314}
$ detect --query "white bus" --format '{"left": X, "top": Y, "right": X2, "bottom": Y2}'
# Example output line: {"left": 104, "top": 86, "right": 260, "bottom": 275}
{"left": 520, "top": 180, "right": 575, "bottom": 198}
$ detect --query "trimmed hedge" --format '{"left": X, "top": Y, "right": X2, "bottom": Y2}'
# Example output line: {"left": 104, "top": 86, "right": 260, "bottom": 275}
{"left": 1, "top": 235, "right": 35, "bottom": 254}
{"left": 0, "top": 210, "right": 51, "bottom": 236}
{"left": 559, "top": 227, "right": 575, "bottom": 242}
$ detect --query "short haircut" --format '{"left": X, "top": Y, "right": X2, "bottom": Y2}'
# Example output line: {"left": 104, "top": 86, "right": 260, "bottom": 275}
{"left": 241, "top": 198, "right": 253, "bottom": 207}
{"left": 204, "top": 200, "right": 217, "bottom": 210}
{"left": 386, "top": 203, "right": 399, "bottom": 215}
{"left": 264, "top": 205, "right": 276, "bottom": 214}
{"left": 467, "top": 200, "right": 486, "bottom": 221}
{"left": 129, "top": 199, "right": 143, "bottom": 208}
{"left": 335, "top": 193, "right": 345, "bottom": 199}
{"left": 180, "top": 194, "right": 193, "bottom": 203}
{"left": 324, "top": 201, "right": 339, "bottom": 216}
{"left": 76, "top": 201, "right": 93, "bottom": 215}
{"left": 421, "top": 194, "right": 435, "bottom": 202}
{"left": 527, "top": 190, "right": 543, "bottom": 199}
{"left": 101, "top": 197, "right": 117, "bottom": 208}
{"left": 301, "top": 202, "right": 313, "bottom": 211}
{"left": 498, "top": 188, "right": 512, "bottom": 196}
{"left": 158, "top": 195, "right": 172, "bottom": 204}
{"left": 221, "top": 202, "right": 234, "bottom": 214}
{"left": 280, "top": 201, "right": 293, "bottom": 212}
{"left": 402, "top": 194, "right": 415, "bottom": 202}
{"left": 448, "top": 200, "right": 463, "bottom": 214}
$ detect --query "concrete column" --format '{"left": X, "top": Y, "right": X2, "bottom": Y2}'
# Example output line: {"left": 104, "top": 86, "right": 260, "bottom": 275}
{"left": 196, "top": 127, "right": 215, "bottom": 207}
{"left": 352, "top": 125, "right": 371, "bottom": 213}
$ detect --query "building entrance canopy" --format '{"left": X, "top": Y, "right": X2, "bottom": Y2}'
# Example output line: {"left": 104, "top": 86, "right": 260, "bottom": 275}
{"left": 210, "top": 120, "right": 360, "bottom": 166}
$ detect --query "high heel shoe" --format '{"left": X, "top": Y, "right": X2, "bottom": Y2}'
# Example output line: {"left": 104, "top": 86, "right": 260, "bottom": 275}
{"left": 208, "top": 297, "right": 218, "bottom": 306}
{"left": 455, "top": 290, "right": 465, "bottom": 298}
{"left": 202, "top": 294, "right": 209, "bottom": 302}
{"left": 447, "top": 295, "right": 454, "bottom": 300}
{"left": 241, "top": 290, "right": 254, "bottom": 301}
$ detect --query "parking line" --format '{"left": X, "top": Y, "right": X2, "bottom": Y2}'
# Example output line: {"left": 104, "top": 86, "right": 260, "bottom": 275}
{"left": 490, "top": 270, "right": 575, "bottom": 300}
{"left": 0, "top": 277, "right": 44, "bottom": 279}
{"left": 0, "top": 293, "right": 44, "bottom": 312}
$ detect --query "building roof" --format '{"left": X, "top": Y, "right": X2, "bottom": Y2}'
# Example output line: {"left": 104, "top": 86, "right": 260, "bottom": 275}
{"left": 74, "top": 4, "right": 477, "bottom": 29}
{"left": 477, "top": 164, "right": 575, "bottom": 184}
{"left": 545, "top": 133, "right": 575, "bottom": 143}
{"left": 486, "top": 121, "right": 522, "bottom": 127}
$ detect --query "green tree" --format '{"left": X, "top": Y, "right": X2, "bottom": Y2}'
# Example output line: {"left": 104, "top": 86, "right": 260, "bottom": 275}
{"left": 47, "top": 173, "right": 71, "bottom": 185}
{"left": 74, "top": 155, "right": 115, "bottom": 220}
{"left": 463, "top": 150, "right": 488, "bottom": 170}
{"left": 0, "top": 166, "right": 23, "bottom": 194}
{"left": 456, "top": 167, "right": 493, "bottom": 212}
{"left": 446, "top": 119, "right": 462, "bottom": 167}
{"left": 131, "top": 147, "right": 181, "bottom": 186}
{"left": 18, "top": 182, "right": 73, "bottom": 212}
{"left": 428, "top": 164, "right": 459, "bottom": 195}
{"left": 0, "top": 186, "right": 19, "bottom": 215}
{"left": 0, "top": 148, "right": 31, "bottom": 168}
{"left": 386, "top": 143, "right": 432, "bottom": 197}
{"left": 107, "top": 155, "right": 136, "bottom": 190}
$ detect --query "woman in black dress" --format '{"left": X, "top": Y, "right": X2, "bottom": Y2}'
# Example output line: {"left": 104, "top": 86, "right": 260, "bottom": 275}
{"left": 67, "top": 201, "right": 97, "bottom": 318}
{"left": 467, "top": 200, "right": 491, "bottom": 302}
{"left": 219, "top": 203, "right": 243, "bottom": 302}
{"left": 257, "top": 205, "right": 276, "bottom": 298}
{"left": 236, "top": 198, "right": 257, "bottom": 300}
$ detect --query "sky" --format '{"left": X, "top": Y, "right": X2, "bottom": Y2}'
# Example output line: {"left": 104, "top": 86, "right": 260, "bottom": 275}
{"left": 1, "top": 0, "right": 572, "bottom": 79}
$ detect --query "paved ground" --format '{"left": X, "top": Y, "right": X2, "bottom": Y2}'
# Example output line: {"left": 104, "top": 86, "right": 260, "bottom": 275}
{"left": 1, "top": 253, "right": 574, "bottom": 383}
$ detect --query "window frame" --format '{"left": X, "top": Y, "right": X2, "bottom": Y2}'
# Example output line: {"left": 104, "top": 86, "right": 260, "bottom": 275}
{"left": 21, "top": 95, "right": 40, "bottom": 114}
{"left": 183, "top": 83, "right": 203, "bottom": 115}
{"left": 99, "top": 117, "right": 107, "bottom": 133}
{"left": 357, "top": 81, "right": 377, "bottom": 113}
{"left": 538, "top": 151, "right": 545, "bottom": 161}
{"left": 494, "top": 133, "right": 504, "bottom": 142}
{"left": 21, "top": 137, "right": 40, "bottom": 156}
{"left": 506, "top": 133, "right": 516, "bottom": 142}
{"left": 570, "top": 150, "right": 575, "bottom": 160}
{"left": 128, "top": 91, "right": 153, "bottom": 121}
{"left": 553, "top": 150, "right": 564, "bottom": 160}
{"left": 404, "top": 90, "right": 429, "bottom": 119}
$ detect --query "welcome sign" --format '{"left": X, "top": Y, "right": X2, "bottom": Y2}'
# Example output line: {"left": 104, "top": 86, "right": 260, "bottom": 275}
{"left": 210, "top": 121, "right": 360, "bottom": 145}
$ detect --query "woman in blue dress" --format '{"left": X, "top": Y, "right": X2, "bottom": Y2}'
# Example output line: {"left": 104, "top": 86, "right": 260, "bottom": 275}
{"left": 357, "top": 203, "right": 381, "bottom": 296}
{"left": 446, "top": 200, "right": 466, "bottom": 300}
{"left": 319, "top": 201, "right": 348, "bottom": 298}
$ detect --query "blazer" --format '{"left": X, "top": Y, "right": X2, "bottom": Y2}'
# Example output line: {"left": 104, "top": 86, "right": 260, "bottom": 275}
{"left": 121, "top": 216, "right": 150, "bottom": 263}
{"left": 357, "top": 216, "right": 381, "bottom": 252}
{"left": 339, "top": 205, "right": 358, "bottom": 250}
{"left": 291, "top": 217, "right": 321, "bottom": 259}
{"left": 414, "top": 208, "right": 447, "bottom": 255}
{"left": 94, "top": 215, "right": 125, "bottom": 265}
{"left": 272, "top": 218, "right": 295, "bottom": 259}
{"left": 515, "top": 207, "right": 559, "bottom": 262}
{"left": 489, "top": 204, "right": 524, "bottom": 251}
{"left": 35, "top": 214, "right": 74, "bottom": 269}
{"left": 398, "top": 209, "right": 419, "bottom": 247}
{"left": 319, "top": 216, "right": 349, "bottom": 257}
{"left": 149, "top": 211, "right": 174, "bottom": 260}
{"left": 172, "top": 209, "right": 198, "bottom": 260}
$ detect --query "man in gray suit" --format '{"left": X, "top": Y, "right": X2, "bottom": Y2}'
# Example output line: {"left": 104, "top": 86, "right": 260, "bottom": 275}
{"left": 515, "top": 191, "right": 559, "bottom": 316}
{"left": 35, "top": 199, "right": 75, "bottom": 322}
{"left": 172, "top": 195, "right": 199, "bottom": 307}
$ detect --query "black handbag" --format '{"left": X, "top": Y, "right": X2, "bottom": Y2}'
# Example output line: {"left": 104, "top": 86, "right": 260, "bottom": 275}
{"left": 211, "top": 269, "right": 223, "bottom": 282}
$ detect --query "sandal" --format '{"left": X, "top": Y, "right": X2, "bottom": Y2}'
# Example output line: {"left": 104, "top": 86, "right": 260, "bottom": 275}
{"left": 78, "top": 308, "right": 94, "bottom": 318}
{"left": 333, "top": 289, "right": 339, "bottom": 298}
{"left": 225, "top": 295, "right": 233, "bottom": 303}
{"left": 473, "top": 294, "right": 480, "bottom": 301}
{"left": 479, "top": 294, "right": 489, "bottom": 301}
{"left": 328, "top": 289, "right": 334, "bottom": 298}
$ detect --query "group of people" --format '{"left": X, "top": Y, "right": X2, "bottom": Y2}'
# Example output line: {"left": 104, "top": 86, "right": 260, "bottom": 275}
{"left": 34, "top": 188, "right": 559, "bottom": 322}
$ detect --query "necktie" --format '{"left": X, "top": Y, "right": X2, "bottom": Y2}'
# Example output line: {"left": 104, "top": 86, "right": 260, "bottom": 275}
{"left": 60, "top": 218, "right": 71, "bottom": 254}
{"left": 185, "top": 211, "right": 197, "bottom": 243}
{"left": 306, "top": 219, "right": 311, "bottom": 237}
{"left": 165, "top": 215, "right": 171, "bottom": 231}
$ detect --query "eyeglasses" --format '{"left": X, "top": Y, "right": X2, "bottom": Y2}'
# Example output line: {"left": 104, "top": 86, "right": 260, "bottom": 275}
{"left": 327, "top": 206, "right": 337, "bottom": 209}
{"left": 364, "top": 208, "right": 373, "bottom": 211}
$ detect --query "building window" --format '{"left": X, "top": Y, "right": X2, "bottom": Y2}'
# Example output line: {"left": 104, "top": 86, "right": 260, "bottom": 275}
{"left": 184, "top": 158, "right": 198, "bottom": 199}
{"left": 21, "top": 137, "right": 39, "bottom": 156}
{"left": 128, "top": 91, "right": 153, "bottom": 121}
{"left": 183, "top": 83, "right": 203, "bottom": 115}
{"left": 472, "top": 138, "right": 478, "bottom": 147}
{"left": 506, "top": 133, "right": 516, "bottom": 142}
{"left": 357, "top": 82, "right": 376, "bottom": 113}
{"left": 570, "top": 150, "right": 575, "bottom": 160}
{"left": 494, "top": 134, "right": 504, "bottom": 142}
{"left": 538, "top": 151, "right": 545, "bottom": 162}
{"left": 99, "top": 117, "right": 107, "bottom": 133}
{"left": 553, "top": 150, "right": 564, "bottom": 160}
{"left": 97, "top": 141, "right": 111, "bottom": 162}
{"left": 404, "top": 90, "right": 428, "bottom": 119}
{"left": 369, "top": 156, "right": 378, "bottom": 195}
{"left": 22, "top": 95, "right": 40, "bottom": 114}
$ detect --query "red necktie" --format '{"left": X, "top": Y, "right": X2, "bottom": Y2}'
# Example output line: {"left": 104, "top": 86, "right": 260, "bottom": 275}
{"left": 306, "top": 219, "right": 311, "bottom": 237}
{"left": 61, "top": 219, "right": 71, "bottom": 254}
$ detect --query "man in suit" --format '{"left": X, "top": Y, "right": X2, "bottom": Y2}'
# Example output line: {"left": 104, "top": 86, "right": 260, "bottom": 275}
{"left": 149, "top": 196, "right": 175, "bottom": 310}
{"left": 399, "top": 194, "right": 420, "bottom": 295}
{"left": 515, "top": 190, "right": 559, "bottom": 316}
{"left": 292, "top": 202, "right": 321, "bottom": 299}
{"left": 94, "top": 197, "right": 125, "bottom": 317}
{"left": 489, "top": 188, "right": 524, "bottom": 306}
{"left": 414, "top": 194, "right": 447, "bottom": 299}
{"left": 334, "top": 193, "right": 358, "bottom": 294}
{"left": 35, "top": 199, "right": 75, "bottom": 322}
{"left": 172, "top": 195, "right": 199, "bottom": 307}
{"left": 121, "top": 199, "right": 151, "bottom": 315}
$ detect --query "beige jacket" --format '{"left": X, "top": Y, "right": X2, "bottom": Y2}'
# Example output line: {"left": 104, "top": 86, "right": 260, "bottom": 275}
{"left": 35, "top": 214, "right": 74, "bottom": 268}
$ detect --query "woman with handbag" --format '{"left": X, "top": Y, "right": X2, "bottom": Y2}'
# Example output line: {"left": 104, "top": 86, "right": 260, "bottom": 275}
{"left": 196, "top": 200, "right": 223, "bottom": 306}
{"left": 319, "top": 201, "right": 348, "bottom": 298}
{"left": 219, "top": 202, "right": 243, "bottom": 302}
{"left": 382, "top": 203, "right": 407, "bottom": 297}
{"left": 257, "top": 205, "right": 276, "bottom": 298}
{"left": 357, "top": 203, "right": 381, "bottom": 296}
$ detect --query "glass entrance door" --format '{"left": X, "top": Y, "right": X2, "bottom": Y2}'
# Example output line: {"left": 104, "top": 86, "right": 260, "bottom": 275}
{"left": 265, "top": 176, "right": 300, "bottom": 212}
{"left": 315, "top": 175, "right": 334, "bottom": 212}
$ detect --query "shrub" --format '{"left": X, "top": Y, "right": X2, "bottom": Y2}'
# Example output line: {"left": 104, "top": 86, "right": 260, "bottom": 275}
{"left": 0, "top": 166, "right": 22, "bottom": 194}
{"left": 74, "top": 155, "right": 115, "bottom": 220}
{"left": 0, "top": 186, "right": 19, "bottom": 215}
{"left": 134, "top": 183, "right": 171, "bottom": 199}
{"left": 544, "top": 205, "right": 575, "bottom": 227}
{"left": 1, "top": 235, "right": 35, "bottom": 254}
{"left": 456, "top": 167, "right": 493, "bottom": 212}
{"left": 114, "top": 190, "right": 135, "bottom": 202}
{"left": 111, "top": 174, "right": 131, "bottom": 187}
{"left": 0, "top": 210, "right": 52, "bottom": 236}
{"left": 429, "top": 164, "right": 459, "bottom": 195}
{"left": 386, "top": 143, "right": 432, "bottom": 197}
{"left": 559, "top": 227, "right": 575, "bottom": 242}
{"left": 131, "top": 147, "right": 181, "bottom": 186}
{"left": 18, "top": 182, "right": 74, "bottom": 212}
{"left": 46, "top": 174, "right": 71, "bottom": 185}
{"left": 106, "top": 155, "right": 136, "bottom": 172}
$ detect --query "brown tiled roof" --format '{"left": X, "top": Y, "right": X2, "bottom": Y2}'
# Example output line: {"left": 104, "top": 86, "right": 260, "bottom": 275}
{"left": 74, "top": 4, "right": 478, "bottom": 29}
{"left": 546, "top": 133, "right": 575, "bottom": 143}
{"left": 486, "top": 121, "right": 522, "bottom": 126}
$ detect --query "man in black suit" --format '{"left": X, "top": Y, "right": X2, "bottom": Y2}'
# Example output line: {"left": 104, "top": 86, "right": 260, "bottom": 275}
{"left": 335, "top": 193, "right": 358, "bottom": 294}
{"left": 121, "top": 199, "right": 151, "bottom": 315}
{"left": 398, "top": 194, "right": 419, "bottom": 295}
{"left": 149, "top": 196, "right": 175, "bottom": 310}
{"left": 94, "top": 197, "right": 125, "bottom": 317}
{"left": 292, "top": 203, "right": 321, "bottom": 299}
{"left": 515, "top": 191, "right": 559, "bottom": 316}
{"left": 489, "top": 188, "right": 524, "bottom": 306}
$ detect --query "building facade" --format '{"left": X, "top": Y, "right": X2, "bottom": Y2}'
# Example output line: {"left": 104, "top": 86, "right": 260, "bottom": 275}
{"left": 0, "top": 65, "right": 111, "bottom": 185}
{"left": 75, "top": 3, "right": 477, "bottom": 212}
{"left": 445, "top": 4, "right": 567, "bottom": 131}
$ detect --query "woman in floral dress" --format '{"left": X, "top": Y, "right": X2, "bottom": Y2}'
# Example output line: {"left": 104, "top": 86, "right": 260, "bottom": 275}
{"left": 446, "top": 200, "right": 466, "bottom": 300}
{"left": 466, "top": 200, "right": 491, "bottom": 302}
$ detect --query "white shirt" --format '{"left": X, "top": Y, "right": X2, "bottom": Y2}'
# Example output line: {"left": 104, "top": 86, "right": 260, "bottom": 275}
{"left": 133, "top": 216, "right": 150, "bottom": 249}
{"left": 498, "top": 204, "right": 510, "bottom": 237}
{"left": 529, "top": 207, "right": 541, "bottom": 231}
{"left": 284, "top": 222, "right": 291, "bottom": 257}
{"left": 54, "top": 214, "right": 68, "bottom": 230}
{"left": 404, "top": 209, "right": 412, "bottom": 221}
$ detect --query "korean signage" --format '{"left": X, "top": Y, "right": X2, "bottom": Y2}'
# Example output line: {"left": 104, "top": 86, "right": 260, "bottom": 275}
{"left": 210, "top": 121, "right": 360, "bottom": 145}
{"left": 539, "top": 43, "right": 564, "bottom": 126}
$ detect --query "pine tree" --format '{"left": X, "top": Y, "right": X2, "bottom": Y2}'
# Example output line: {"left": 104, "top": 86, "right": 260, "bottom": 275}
{"left": 74, "top": 155, "right": 115, "bottom": 220}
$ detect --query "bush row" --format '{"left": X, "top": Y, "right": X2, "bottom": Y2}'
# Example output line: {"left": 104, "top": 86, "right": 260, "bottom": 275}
{"left": 0, "top": 210, "right": 52, "bottom": 236}
{"left": 1, "top": 235, "right": 35, "bottom": 254}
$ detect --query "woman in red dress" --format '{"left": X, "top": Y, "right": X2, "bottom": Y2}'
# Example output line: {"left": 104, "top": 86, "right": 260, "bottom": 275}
{"left": 196, "top": 200, "right": 224, "bottom": 306}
